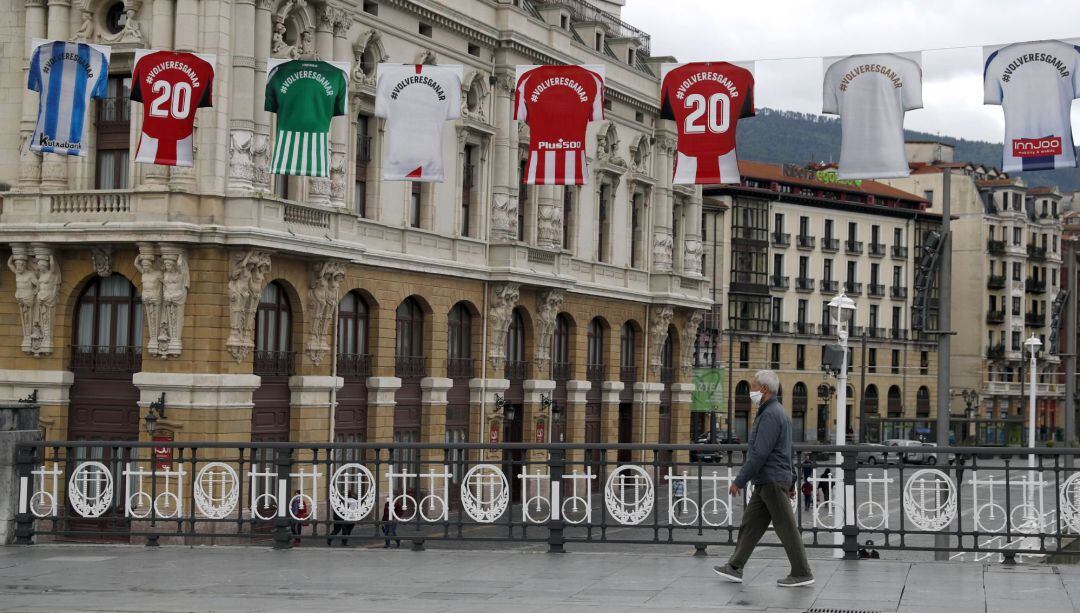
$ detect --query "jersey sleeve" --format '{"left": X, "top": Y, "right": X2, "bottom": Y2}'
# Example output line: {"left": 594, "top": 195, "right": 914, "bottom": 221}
{"left": 374, "top": 66, "right": 389, "bottom": 119}
{"left": 512, "top": 73, "right": 528, "bottom": 122}
{"left": 659, "top": 73, "right": 674, "bottom": 121}
{"left": 902, "top": 59, "right": 923, "bottom": 111}
{"left": 198, "top": 59, "right": 214, "bottom": 108}
{"left": 27, "top": 46, "right": 42, "bottom": 92}
{"left": 264, "top": 69, "right": 279, "bottom": 113}
{"left": 130, "top": 58, "right": 145, "bottom": 103}
{"left": 90, "top": 48, "right": 109, "bottom": 99}
{"left": 445, "top": 70, "right": 462, "bottom": 121}
{"left": 739, "top": 70, "right": 756, "bottom": 119}
{"left": 332, "top": 67, "right": 347, "bottom": 117}
{"left": 1073, "top": 46, "right": 1080, "bottom": 99}
{"left": 983, "top": 50, "right": 1003, "bottom": 105}
{"left": 822, "top": 61, "right": 839, "bottom": 115}
{"left": 589, "top": 68, "right": 604, "bottom": 122}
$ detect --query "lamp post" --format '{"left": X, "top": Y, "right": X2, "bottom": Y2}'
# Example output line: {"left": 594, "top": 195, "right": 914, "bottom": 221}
{"left": 1024, "top": 335, "right": 1042, "bottom": 469}
{"left": 827, "top": 291, "right": 856, "bottom": 559}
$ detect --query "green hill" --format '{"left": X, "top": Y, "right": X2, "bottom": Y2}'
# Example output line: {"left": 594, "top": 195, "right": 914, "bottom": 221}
{"left": 737, "top": 108, "right": 1080, "bottom": 192}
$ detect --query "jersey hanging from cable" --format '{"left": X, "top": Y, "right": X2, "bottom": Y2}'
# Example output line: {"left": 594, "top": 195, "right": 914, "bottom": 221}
{"left": 823, "top": 53, "right": 923, "bottom": 180}
{"left": 514, "top": 64, "right": 604, "bottom": 185}
{"left": 27, "top": 40, "right": 110, "bottom": 156}
{"left": 131, "top": 50, "right": 215, "bottom": 167}
{"left": 374, "top": 64, "right": 462, "bottom": 181}
{"left": 660, "top": 62, "right": 755, "bottom": 185}
{"left": 265, "top": 59, "right": 347, "bottom": 177}
{"left": 984, "top": 39, "right": 1080, "bottom": 173}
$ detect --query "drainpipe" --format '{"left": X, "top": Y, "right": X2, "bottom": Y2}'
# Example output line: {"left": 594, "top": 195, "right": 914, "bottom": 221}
{"left": 328, "top": 300, "right": 339, "bottom": 444}
{"left": 641, "top": 303, "right": 650, "bottom": 462}
{"left": 480, "top": 281, "right": 488, "bottom": 460}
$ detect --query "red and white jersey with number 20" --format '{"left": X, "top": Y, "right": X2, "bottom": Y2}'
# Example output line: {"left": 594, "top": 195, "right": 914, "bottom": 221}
{"left": 514, "top": 64, "right": 604, "bottom": 185}
{"left": 131, "top": 49, "right": 215, "bottom": 167}
{"left": 661, "top": 62, "right": 755, "bottom": 185}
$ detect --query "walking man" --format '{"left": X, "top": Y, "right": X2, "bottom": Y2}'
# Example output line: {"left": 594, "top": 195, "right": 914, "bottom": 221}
{"left": 714, "top": 370, "right": 813, "bottom": 587}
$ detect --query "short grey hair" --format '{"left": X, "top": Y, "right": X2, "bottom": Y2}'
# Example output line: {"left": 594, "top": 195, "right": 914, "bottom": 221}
{"left": 754, "top": 370, "right": 780, "bottom": 394}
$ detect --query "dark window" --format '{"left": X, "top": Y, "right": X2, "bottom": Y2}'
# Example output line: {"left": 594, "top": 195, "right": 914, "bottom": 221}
{"left": 418, "top": 22, "right": 432, "bottom": 37}
{"left": 587, "top": 319, "right": 604, "bottom": 368}
{"left": 562, "top": 187, "right": 574, "bottom": 250}
{"left": 738, "top": 341, "right": 749, "bottom": 368}
{"left": 355, "top": 114, "right": 371, "bottom": 217}
{"left": 824, "top": 219, "right": 834, "bottom": 240}
{"left": 916, "top": 386, "right": 930, "bottom": 417}
{"left": 337, "top": 291, "right": 368, "bottom": 356}
{"left": 96, "top": 75, "right": 131, "bottom": 189}
{"left": 770, "top": 343, "right": 780, "bottom": 369}
{"left": 518, "top": 159, "right": 528, "bottom": 241}
{"left": 868, "top": 348, "right": 877, "bottom": 373}
{"left": 73, "top": 274, "right": 143, "bottom": 350}
{"left": 410, "top": 182, "right": 422, "bottom": 228}
{"left": 506, "top": 309, "right": 526, "bottom": 363}
{"left": 597, "top": 183, "right": 611, "bottom": 262}
{"left": 448, "top": 303, "right": 472, "bottom": 360}
{"left": 887, "top": 385, "right": 902, "bottom": 417}
{"left": 891, "top": 349, "right": 900, "bottom": 374}
{"left": 461, "top": 145, "right": 476, "bottom": 236}
{"left": 395, "top": 298, "right": 424, "bottom": 358}
{"left": 553, "top": 314, "right": 570, "bottom": 377}
{"left": 796, "top": 345, "right": 805, "bottom": 370}
{"left": 864, "top": 384, "right": 879, "bottom": 414}
{"left": 104, "top": 2, "right": 126, "bottom": 34}
{"left": 255, "top": 282, "right": 291, "bottom": 354}
{"left": 362, "top": 1, "right": 378, "bottom": 14}
{"left": 468, "top": 43, "right": 480, "bottom": 57}
{"left": 620, "top": 323, "right": 636, "bottom": 373}
{"left": 919, "top": 351, "right": 929, "bottom": 375}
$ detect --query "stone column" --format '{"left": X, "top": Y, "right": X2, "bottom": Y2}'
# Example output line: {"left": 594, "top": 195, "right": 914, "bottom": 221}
{"left": 670, "top": 383, "right": 694, "bottom": 464}
{"left": 682, "top": 190, "right": 704, "bottom": 276}
{"left": 227, "top": 0, "right": 257, "bottom": 192}
{"left": 19, "top": 0, "right": 47, "bottom": 188}
{"left": 535, "top": 185, "right": 560, "bottom": 250}
{"left": 41, "top": 0, "right": 72, "bottom": 190}
{"left": 600, "top": 381, "right": 623, "bottom": 465}
{"left": 632, "top": 382, "right": 663, "bottom": 463}
{"left": 469, "top": 378, "right": 509, "bottom": 465}
{"left": 489, "top": 70, "right": 517, "bottom": 242}
{"left": 565, "top": 380, "right": 590, "bottom": 466}
{"left": 132, "top": 372, "right": 262, "bottom": 445}
{"left": 651, "top": 130, "right": 678, "bottom": 273}
{"left": 0, "top": 403, "right": 41, "bottom": 545}
{"left": 420, "top": 377, "right": 452, "bottom": 474}
{"left": 251, "top": 0, "right": 272, "bottom": 193}
{"left": 329, "top": 11, "right": 350, "bottom": 208}
{"left": 306, "top": 5, "right": 336, "bottom": 206}
{"left": 0, "top": 369, "right": 72, "bottom": 441}
{"left": 152, "top": 0, "right": 175, "bottom": 48}
{"left": 288, "top": 375, "right": 343, "bottom": 447}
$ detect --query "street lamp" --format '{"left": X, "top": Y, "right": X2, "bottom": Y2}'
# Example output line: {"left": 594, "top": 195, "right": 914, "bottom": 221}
{"left": 1024, "top": 335, "right": 1042, "bottom": 469}
{"left": 143, "top": 393, "right": 166, "bottom": 436}
{"left": 827, "top": 291, "right": 855, "bottom": 560}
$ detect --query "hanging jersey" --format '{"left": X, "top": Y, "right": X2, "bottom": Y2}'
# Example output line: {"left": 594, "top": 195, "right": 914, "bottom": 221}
{"left": 27, "top": 40, "right": 110, "bottom": 156}
{"left": 130, "top": 50, "right": 215, "bottom": 167}
{"left": 823, "top": 53, "right": 923, "bottom": 179}
{"left": 265, "top": 59, "right": 347, "bottom": 177}
{"left": 984, "top": 40, "right": 1080, "bottom": 173}
{"left": 660, "top": 62, "right": 755, "bottom": 185}
{"left": 374, "top": 64, "right": 463, "bottom": 181}
{"left": 514, "top": 64, "right": 604, "bottom": 185}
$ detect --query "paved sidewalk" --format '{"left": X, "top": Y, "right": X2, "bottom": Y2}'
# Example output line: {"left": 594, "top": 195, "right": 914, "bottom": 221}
{"left": 0, "top": 544, "right": 1078, "bottom": 612}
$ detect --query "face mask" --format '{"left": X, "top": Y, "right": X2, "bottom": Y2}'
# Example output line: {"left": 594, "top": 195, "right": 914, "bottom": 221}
{"left": 750, "top": 390, "right": 764, "bottom": 406}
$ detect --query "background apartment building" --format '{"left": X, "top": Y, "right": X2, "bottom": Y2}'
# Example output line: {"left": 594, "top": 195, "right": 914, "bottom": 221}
{"left": 701, "top": 161, "right": 940, "bottom": 444}
{"left": 884, "top": 143, "right": 1067, "bottom": 444}
{"left": 0, "top": 0, "right": 712, "bottom": 484}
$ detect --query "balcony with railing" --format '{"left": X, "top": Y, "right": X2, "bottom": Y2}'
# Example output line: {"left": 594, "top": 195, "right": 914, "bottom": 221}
{"left": 821, "top": 279, "right": 838, "bottom": 294}
{"left": 69, "top": 345, "right": 142, "bottom": 373}
{"left": 891, "top": 328, "right": 908, "bottom": 340}
{"left": 770, "top": 275, "right": 789, "bottom": 290}
{"left": 619, "top": 365, "right": 637, "bottom": 384}
{"left": 869, "top": 243, "right": 886, "bottom": 257}
{"left": 987, "top": 239, "right": 1006, "bottom": 255}
{"left": 794, "top": 322, "right": 815, "bottom": 335}
{"left": 395, "top": 355, "right": 429, "bottom": 379}
{"left": 356, "top": 136, "right": 372, "bottom": 164}
{"left": 845, "top": 240, "right": 864, "bottom": 255}
{"left": 795, "top": 277, "right": 814, "bottom": 292}
{"left": 447, "top": 357, "right": 475, "bottom": 379}
{"left": 867, "top": 327, "right": 886, "bottom": 339}
{"left": 844, "top": 281, "right": 863, "bottom": 296}
{"left": 821, "top": 237, "right": 840, "bottom": 252}
{"left": 552, "top": 361, "right": 572, "bottom": 382}
{"left": 986, "top": 310, "right": 1006, "bottom": 324}
{"left": 891, "top": 245, "right": 908, "bottom": 259}
{"left": 868, "top": 283, "right": 885, "bottom": 297}
{"left": 1028, "top": 244, "right": 1048, "bottom": 260}
{"left": 1026, "top": 278, "right": 1046, "bottom": 294}
{"left": 796, "top": 234, "right": 816, "bottom": 250}
{"left": 336, "top": 353, "right": 372, "bottom": 378}
{"left": 586, "top": 364, "right": 606, "bottom": 382}
{"left": 771, "top": 232, "right": 790, "bottom": 247}
{"left": 987, "top": 275, "right": 1006, "bottom": 290}
{"left": 820, "top": 323, "right": 837, "bottom": 336}
{"left": 253, "top": 351, "right": 296, "bottom": 376}
{"left": 890, "top": 286, "right": 908, "bottom": 299}
{"left": 987, "top": 344, "right": 1006, "bottom": 359}
{"left": 1026, "top": 311, "right": 1046, "bottom": 327}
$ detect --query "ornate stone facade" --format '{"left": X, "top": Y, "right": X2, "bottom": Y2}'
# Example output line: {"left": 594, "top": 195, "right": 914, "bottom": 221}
{"left": 679, "top": 310, "right": 704, "bottom": 377}
{"left": 533, "top": 289, "right": 564, "bottom": 372}
{"left": 305, "top": 259, "right": 346, "bottom": 365}
{"left": 226, "top": 250, "right": 272, "bottom": 361}
{"left": 8, "top": 244, "right": 61, "bottom": 356}
{"left": 487, "top": 283, "right": 520, "bottom": 369}
{"left": 648, "top": 305, "right": 674, "bottom": 375}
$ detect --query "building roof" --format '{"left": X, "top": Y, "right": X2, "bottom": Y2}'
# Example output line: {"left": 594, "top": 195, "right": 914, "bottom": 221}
{"left": 1028, "top": 186, "right": 1061, "bottom": 197}
{"left": 736, "top": 160, "right": 927, "bottom": 203}
{"left": 976, "top": 178, "right": 1022, "bottom": 188}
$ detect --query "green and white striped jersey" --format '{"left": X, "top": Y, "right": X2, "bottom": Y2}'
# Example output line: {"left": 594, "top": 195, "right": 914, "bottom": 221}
{"left": 265, "top": 60, "right": 347, "bottom": 177}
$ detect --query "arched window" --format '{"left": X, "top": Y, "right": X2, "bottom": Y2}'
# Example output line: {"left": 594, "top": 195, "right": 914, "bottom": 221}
{"left": 660, "top": 329, "right": 675, "bottom": 382}
{"left": 72, "top": 274, "right": 143, "bottom": 354}
{"left": 587, "top": 318, "right": 604, "bottom": 379}
{"left": 506, "top": 308, "right": 526, "bottom": 364}
{"left": 448, "top": 302, "right": 473, "bottom": 378}
{"left": 619, "top": 322, "right": 636, "bottom": 377}
{"left": 254, "top": 282, "right": 293, "bottom": 375}
{"left": 552, "top": 314, "right": 570, "bottom": 380}
{"left": 916, "top": 386, "right": 930, "bottom": 417}
{"left": 395, "top": 298, "right": 424, "bottom": 358}
{"left": 864, "top": 384, "right": 879, "bottom": 414}
{"left": 887, "top": 385, "right": 902, "bottom": 417}
{"left": 337, "top": 291, "right": 369, "bottom": 377}
{"left": 734, "top": 380, "right": 750, "bottom": 412}
{"left": 792, "top": 382, "right": 808, "bottom": 413}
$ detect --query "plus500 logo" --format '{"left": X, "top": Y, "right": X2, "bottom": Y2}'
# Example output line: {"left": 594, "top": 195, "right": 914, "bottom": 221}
{"left": 538, "top": 139, "right": 582, "bottom": 151}
{"left": 1012, "top": 136, "right": 1062, "bottom": 157}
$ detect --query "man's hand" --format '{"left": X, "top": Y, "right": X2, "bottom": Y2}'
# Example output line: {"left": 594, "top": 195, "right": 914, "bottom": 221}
{"left": 787, "top": 488, "right": 796, "bottom": 500}
{"left": 729, "top": 483, "right": 742, "bottom": 496}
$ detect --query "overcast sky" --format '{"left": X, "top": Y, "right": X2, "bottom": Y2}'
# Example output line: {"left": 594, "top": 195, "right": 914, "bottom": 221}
{"left": 622, "top": 0, "right": 1080, "bottom": 143}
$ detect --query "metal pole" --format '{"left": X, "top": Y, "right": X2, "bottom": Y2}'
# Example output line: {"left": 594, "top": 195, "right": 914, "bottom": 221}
{"left": 936, "top": 168, "right": 952, "bottom": 448}
{"left": 858, "top": 332, "right": 867, "bottom": 443}
{"left": 727, "top": 330, "right": 734, "bottom": 442}
{"left": 1029, "top": 341, "right": 1038, "bottom": 469}
{"left": 833, "top": 329, "right": 849, "bottom": 558}
{"left": 1066, "top": 240, "right": 1077, "bottom": 465}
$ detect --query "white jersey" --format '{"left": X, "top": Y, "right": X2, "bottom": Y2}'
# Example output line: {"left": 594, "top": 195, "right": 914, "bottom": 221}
{"left": 984, "top": 40, "right": 1080, "bottom": 173}
{"left": 375, "top": 64, "right": 462, "bottom": 182}
{"left": 823, "top": 53, "right": 922, "bottom": 179}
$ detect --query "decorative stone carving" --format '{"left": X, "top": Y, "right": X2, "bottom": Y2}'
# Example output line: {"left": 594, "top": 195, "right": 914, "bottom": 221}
{"left": 493, "top": 72, "right": 515, "bottom": 96}
{"left": 329, "top": 151, "right": 347, "bottom": 203}
{"left": 298, "top": 30, "right": 315, "bottom": 59}
{"left": 517, "top": 121, "right": 529, "bottom": 143}
{"left": 9, "top": 245, "right": 62, "bottom": 356}
{"left": 72, "top": 9, "right": 94, "bottom": 41}
{"left": 332, "top": 9, "right": 350, "bottom": 37}
{"left": 8, "top": 248, "right": 37, "bottom": 355}
{"left": 487, "top": 283, "right": 520, "bottom": 369}
{"left": 533, "top": 289, "right": 564, "bottom": 373}
{"left": 680, "top": 310, "right": 704, "bottom": 376}
{"left": 17, "top": 133, "right": 41, "bottom": 185}
{"left": 310, "top": 176, "right": 332, "bottom": 199}
{"left": 135, "top": 246, "right": 166, "bottom": 356}
{"left": 653, "top": 231, "right": 673, "bottom": 272}
{"left": 305, "top": 260, "right": 345, "bottom": 365}
{"left": 102, "top": 0, "right": 144, "bottom": 44}
{"left": 90, "top": 247, "right": 113, "bottom": 277}
{"left": 461, "top": 71, "right": 488, "bottom": 122}
{"left": 415, "top": 49, "right": 437, "bottom": 65}
{"left": 629, "top": 135, "right": 651, "bottom": 174}
{"left": 351, "top": 30, "right": 387, "bottom": 87}
{"left": 490, "top": 193, "right": 516, "bottom": 242}
{"left": 596, "top": 122, "right": 626, "bottom": 168}
{"left": 229, "top": 130, "right": 271, "bottom": 190}
{"left": 683, "top": 239, "right": 703, "bottom": 275}
{"left": 226, "top": 250, "right": 272, "bottom": 362}
{"left": 160, "top": 246, "right": 190, "bottom": 357}
{"left": 272, "top": 0, "right": 311, "bottom": 60}
{"left": 648, "top": 306, "right": 674, "bottom": 375}
{"left": 536, "top": 199, "right": 562, "bottom": 250}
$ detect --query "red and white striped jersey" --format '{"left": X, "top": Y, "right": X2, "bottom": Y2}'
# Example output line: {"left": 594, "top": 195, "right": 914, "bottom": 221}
{"left": 131, "top": 50, "right": 215, "bottom": 167}
{"left": 514, "top": 64, "right": 604, "bottom": 185}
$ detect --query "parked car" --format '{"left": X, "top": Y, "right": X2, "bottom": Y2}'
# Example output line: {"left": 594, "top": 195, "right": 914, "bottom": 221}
{"left": 883, "top": 439, "right": 939, "bottom": 465}
{"left": 690, "top": 432, "right": 741, "bottom": 463}
{"left": 857, "top": 443, "right": 887, "bottom": 465}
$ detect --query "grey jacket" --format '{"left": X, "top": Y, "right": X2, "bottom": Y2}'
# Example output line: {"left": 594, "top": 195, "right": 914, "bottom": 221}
{"left": 734, "top": 396, "right": 795, "bottom": 488}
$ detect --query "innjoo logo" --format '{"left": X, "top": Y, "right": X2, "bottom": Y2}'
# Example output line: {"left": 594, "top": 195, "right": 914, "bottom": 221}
{"left": 1013, "top": 136, "right": 1062, "bottom": 158}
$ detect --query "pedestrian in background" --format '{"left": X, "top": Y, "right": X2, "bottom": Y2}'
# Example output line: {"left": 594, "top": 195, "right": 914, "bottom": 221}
{"left": 289, "top": 490, "right": 309, "bottom": 546}
{"left": 382, "top": 496, "right": 402, "bottom": 548}
{"left": 713, "top": 370, "right": 813, "bottom": 588}
{"left": 327, "top": 487, "right": 357, "bottom": 547}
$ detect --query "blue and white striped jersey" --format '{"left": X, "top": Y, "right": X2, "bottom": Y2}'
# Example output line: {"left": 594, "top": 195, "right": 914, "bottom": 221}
{"left": 28, "top": 40, "right": 110, "bottom": 156}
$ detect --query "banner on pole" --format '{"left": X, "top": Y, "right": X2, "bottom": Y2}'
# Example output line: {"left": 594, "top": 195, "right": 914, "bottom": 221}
{"left": 691, "top": 368, "right": 724, "bottom": 413}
